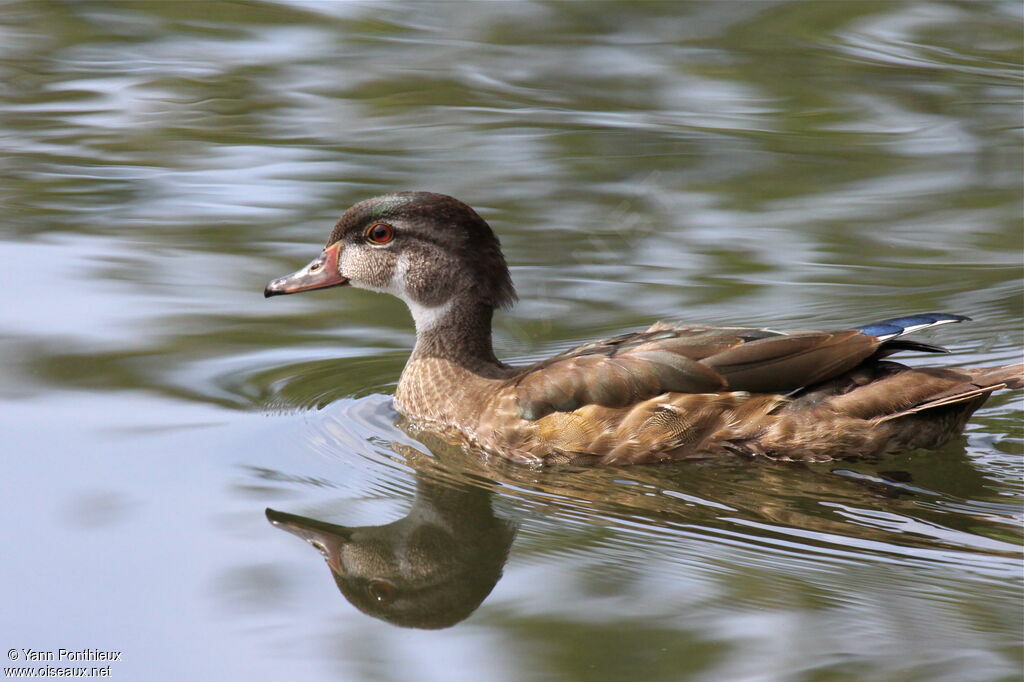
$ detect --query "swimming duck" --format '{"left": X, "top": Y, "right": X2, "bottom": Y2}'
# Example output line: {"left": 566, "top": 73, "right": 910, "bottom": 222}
{"left": 265, "top": 192, "right": 1022, "bottom": 466}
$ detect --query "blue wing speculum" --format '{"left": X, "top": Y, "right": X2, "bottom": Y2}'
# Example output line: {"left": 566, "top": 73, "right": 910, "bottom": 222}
{"left": 856, "top": 313, "right": 970, "bottom": 342}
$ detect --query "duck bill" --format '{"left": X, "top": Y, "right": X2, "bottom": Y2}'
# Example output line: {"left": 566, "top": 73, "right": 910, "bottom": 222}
{"left": 264, "top": 241, "right": 347, "bottom": 298}
{"left": 266, "top": 508, "right": 352, "bottom": 574}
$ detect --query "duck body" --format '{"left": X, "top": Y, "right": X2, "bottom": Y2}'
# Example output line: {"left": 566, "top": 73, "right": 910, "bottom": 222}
{"left": 393, "top": 316, "right": 1019, "bottom": 466}
{"left": 266, "top": 192, "right": 1022, "bottom": 467}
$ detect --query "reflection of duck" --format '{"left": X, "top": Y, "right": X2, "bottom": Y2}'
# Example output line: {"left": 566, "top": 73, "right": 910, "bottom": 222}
{"left": 265, "top": 192, "right": 1022, "bottom": 466}
{"left": 267, "top": 474, "right": 515, "bottom": 630}
{"left": 265, "top": 431, "right": 1019, "bottom": 634}
{"left": 401, "top": 426, "right": 1020, "bottom": 562}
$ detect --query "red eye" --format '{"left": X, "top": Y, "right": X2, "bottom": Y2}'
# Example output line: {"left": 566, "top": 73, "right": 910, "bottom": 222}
{"left": 365, "top": 222, "right": 394, "bottom": 245}
{"left": 367, "top": 580, "right": 396, "bottom": 604}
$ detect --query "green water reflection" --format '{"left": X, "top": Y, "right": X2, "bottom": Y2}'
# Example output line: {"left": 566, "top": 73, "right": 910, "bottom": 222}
{"left": 1, "top": 1, "right": 1021, "bottom": 680}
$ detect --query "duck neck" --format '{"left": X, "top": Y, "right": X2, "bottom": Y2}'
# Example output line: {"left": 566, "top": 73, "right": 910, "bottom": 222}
{"left": 395, "top": 296, "right": 510, "bottom": 422}
{"left": 407, "top": 296, "right": 504, "bottom": 371}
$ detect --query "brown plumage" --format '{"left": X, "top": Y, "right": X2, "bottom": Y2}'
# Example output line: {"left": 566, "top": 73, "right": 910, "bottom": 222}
{"left": 265, "top": 192, "right": 1022, "bottom": 467}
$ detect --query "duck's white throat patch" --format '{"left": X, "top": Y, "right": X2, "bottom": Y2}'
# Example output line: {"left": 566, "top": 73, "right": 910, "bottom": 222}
{"left": 393, "top": 253, "right": 454, "bottom": 332}
{"left": 406, "top": 297, "right": 455, "bottom": 332}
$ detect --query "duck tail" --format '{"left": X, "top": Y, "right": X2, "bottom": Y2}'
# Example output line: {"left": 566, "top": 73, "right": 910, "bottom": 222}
{"left": 964, "top": 363, "right": 1024, "bottom": 390}
{"left": 871, "top": 362, "right": 1023, "bottom": 423}
{"left": 824, "top": 362, "right": 1021, "bottom": 423}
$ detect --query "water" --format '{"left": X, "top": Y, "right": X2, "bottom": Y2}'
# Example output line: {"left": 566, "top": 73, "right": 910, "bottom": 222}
{"left": 2, "top": 1, "right": 1021, "bottom": 680}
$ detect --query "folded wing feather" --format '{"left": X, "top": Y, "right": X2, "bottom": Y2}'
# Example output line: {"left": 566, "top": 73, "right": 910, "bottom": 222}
{"left": 512, "top": 324, "right": 882, "bottom": 421}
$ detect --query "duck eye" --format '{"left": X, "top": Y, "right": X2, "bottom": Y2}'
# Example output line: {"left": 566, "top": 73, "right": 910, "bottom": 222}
{"left": 366, "top": 580, "right": 396, "bottom": 604}
{"left": 365, "top": 222, "right": 394, "bottom": 245}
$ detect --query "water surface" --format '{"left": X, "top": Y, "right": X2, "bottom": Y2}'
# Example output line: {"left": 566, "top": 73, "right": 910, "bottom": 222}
{"left": 2, "top": 2, "right": 1021, "bottom": 680}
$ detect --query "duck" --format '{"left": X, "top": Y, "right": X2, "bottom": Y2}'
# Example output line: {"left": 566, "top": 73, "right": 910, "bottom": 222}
{"left": 265, "top": 192, "right": 1022, "bottom": 467}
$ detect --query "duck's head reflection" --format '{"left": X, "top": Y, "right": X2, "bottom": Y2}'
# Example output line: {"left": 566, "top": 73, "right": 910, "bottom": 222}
{"left": 267, "top": 476, "right": 516, "bottom": 629}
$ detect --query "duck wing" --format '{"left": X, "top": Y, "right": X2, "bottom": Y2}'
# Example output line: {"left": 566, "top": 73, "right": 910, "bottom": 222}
{"left": 511, "top": 314, "right": 968, "bottom": 421}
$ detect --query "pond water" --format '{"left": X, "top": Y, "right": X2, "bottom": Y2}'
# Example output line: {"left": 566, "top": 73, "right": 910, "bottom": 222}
{"left": 2, "top": 1, "right": 1021, "bottom": 680}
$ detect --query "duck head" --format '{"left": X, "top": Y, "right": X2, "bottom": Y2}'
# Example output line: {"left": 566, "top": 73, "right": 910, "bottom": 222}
{"left": 265, "top": 192, "right": 516, "bottom": 332}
